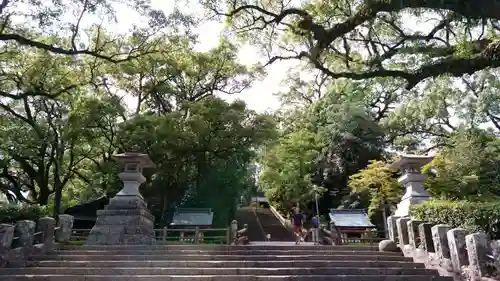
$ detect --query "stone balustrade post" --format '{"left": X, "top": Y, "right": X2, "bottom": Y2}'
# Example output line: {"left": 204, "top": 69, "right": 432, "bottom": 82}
{"left": 387, "top": 216, "right": 400, "bottom": 243}
{"left": 11, "top": 220, "right": 36, "bottom": 266}
{"left": 432, "top": 224, "right": 452, "bottom": 270}
{"left": 418, "top": 222, "right": 435, "bottom": 253}
{"left": 56, "top": 214, "right": 74, "bottom": 243}
{"left": 466, "top": 233, "right": 490, "bottom": 281}
{"left": 0, "top": 224, "right": 15, "bottom": 253}
{"left": 396, "top": 217, "right": 410, "bottom": 246}
{"left": 37, "top": 217, "right": 56, "bottom": 253}
{"left": 407, "top": 220, "right": 425, "bottom": 249}
{"left": 14, "top": 220, "right": 36, "bottom": 248}
{"left": 0, "top": 224, "right": 15, "bottom": 267}
{"left": 230, "top": 220, "right": 238, "bottom": 245}
{"left": 447, "top": 228, "right": 469, "bottom": 274}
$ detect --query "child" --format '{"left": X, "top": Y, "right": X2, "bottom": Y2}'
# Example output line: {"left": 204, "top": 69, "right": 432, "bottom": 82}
{"left": 311, "top": 215, "right": 320, "bottom": 245}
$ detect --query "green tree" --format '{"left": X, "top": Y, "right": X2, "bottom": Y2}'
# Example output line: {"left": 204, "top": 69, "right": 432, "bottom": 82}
{"left": 0, "top": 47, "right": 126, "bottom": 215}
{"left": 348, "top": 160, "right": 403, "bottom": 217}
{"left": 422, "top": 128, "right": 500, "bottom": 200}
{"left": 0, "top": 0, "right": 183, "bottom": 61}
{"left": 259, "top": 128, "right": 323, "bottom": 212}
{"left": 205, "top": 0, "right": 500, "bottom": 89}
{"left": 119, "top": 97, "right": 276, "bottom": 226}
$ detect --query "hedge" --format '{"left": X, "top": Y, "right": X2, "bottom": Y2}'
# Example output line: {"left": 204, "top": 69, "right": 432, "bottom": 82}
{"left": 0, "top": 204, "right": 49, "bottom": 224}
{"left": 410, "top": 200, "right": 500, "bottom": 239}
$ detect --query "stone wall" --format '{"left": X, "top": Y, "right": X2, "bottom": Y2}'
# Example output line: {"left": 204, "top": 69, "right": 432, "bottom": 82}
{"left": 0, "top": 214, "right": 74, "bottom": 268}
{"left": 380, "top": 215, "right": 498, "bottom": 281}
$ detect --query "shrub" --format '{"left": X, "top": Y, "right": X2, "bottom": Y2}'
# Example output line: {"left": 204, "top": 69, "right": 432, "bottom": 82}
{"left": 0, "top": 204, "right": 50, "bottom": 224}
{"left": 410, "top": 200, "right": 500, "bottom": 239}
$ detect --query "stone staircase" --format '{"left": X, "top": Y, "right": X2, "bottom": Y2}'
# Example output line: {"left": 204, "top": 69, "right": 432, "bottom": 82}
{"left": 235, "top": 207, "right": 266, "bottom": 241}
{"left": 0, "top": 244, "right": 453, "bottom": 281}
{"left": 253, "top": 207, "right": 293, "bottom": 241}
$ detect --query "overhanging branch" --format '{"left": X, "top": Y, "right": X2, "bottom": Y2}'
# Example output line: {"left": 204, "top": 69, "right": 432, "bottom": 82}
{"left": 0, "top": 33, "right": 157, "bottom": 63}
{"left": 228, "top": 0, "right": 500, "bottom": 88}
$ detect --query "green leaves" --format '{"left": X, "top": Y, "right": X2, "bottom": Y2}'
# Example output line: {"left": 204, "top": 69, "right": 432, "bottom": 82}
{"left": 422, "top": 128, "right": 500, "bottom": 200}
{"left": 348, "top": 160, "right": 403, "bottom": 217}
{"left": 119, "top": 96, "right": 277, "bottom": 226}
{"left": 258, "top": 128, "right": 322, "bottom": 211}
{"left": 410, "top": 200, "right": 500, "bottom": 239}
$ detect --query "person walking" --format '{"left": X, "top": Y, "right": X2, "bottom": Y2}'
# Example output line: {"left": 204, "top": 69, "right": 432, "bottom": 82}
{"left": 311, "top": 215, "right": 320, "bottom": 245}
{"left": 292, "top": 208, "right": 304, "bottom": 244}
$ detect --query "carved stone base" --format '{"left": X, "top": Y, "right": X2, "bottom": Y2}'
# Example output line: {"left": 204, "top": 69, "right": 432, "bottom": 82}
{"left": 85, "top": 195, "right": 156, "bottom": 245}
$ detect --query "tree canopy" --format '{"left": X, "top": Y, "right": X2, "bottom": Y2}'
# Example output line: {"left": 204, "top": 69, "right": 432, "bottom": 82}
{"left": 204, "top": 0, "right": 500, "bottom": 89}
{"left": 3, "top": 0, "right": 500, "bottom": 233}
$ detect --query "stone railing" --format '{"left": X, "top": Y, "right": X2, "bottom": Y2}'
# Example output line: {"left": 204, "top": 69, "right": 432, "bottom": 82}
{"left": 231, "top": 220, "right": 249, "bottom": 245}
{"left": 320, "top": 223, "right": 342, "bottom": 245}
{"left": 0, "top": 214, "right": 74, "bottom": 268}
{"left": 269, "top": 205, "right": 291, "bottom": 230}
{"left": 381, "top": 215, "right": 498, "bottom": 281}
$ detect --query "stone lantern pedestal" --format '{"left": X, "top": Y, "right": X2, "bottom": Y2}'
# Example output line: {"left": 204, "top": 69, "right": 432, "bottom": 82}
{"left": 390, "top": 155, "right": 434, "bottom": 217}
{"left": 85, "top": 152, "right": 156, "bottom": 245}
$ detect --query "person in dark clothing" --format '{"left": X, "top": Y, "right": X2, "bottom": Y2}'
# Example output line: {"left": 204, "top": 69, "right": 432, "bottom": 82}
{"left": 311, "top": 215, "right": 320, "bottom": 245}
{"left": 292, "top": 208, "right": 304, "bottom": 244}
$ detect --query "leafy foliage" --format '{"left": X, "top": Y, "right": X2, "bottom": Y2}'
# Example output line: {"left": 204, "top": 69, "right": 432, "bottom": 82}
{"left": 0, "top": 204, "right": 49, "bottom": 224}
{"left": 205, "top": 0, "right": 500, "bottom": 89}
{"left": 410, "top": 200, "right": 500, "bottom": 239}
{"left": 348, "top": 160, "right": 403, "bottom": 217}
{"left": 119, "top": 97, "right": 276, "bottom": 226}
{"left": 422, "top": 128, "right": 500, "bottom": 200}
{"left": 259, "top": 128, "right": 323, "bottom": 212}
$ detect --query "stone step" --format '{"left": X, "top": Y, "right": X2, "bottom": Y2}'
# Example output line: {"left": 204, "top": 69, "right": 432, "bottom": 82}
{"left": 53, "top": 249, "right": 400, "bottom": 256}
{"left": 61, "top": 245, "right": 379, "bottom": 251}
{"left": 30, "top": 260, "right": 425, "bottom": 268}
{"left": 0, "top": 267, "right": 439, "bottom": 275}
{"left": 31, "top": 254, "right": 412, "bottom": 262}
{"left": 0, "top": 275, "right": 455, "bottom": 281}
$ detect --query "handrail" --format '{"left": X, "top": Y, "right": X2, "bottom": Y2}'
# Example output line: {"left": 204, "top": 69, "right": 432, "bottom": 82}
{"left": 252, "top": 207, "right": 268, "bottom": 241}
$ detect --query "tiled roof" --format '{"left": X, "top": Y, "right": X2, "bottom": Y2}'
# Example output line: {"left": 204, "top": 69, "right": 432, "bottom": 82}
{"left": 328, "top": 209, "right": 376, "bottom": 228}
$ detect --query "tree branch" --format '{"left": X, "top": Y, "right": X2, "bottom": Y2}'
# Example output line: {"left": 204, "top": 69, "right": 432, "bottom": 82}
{"left": 0, "top": 33, "right": 157, "bottom": 63}
{"left": 228, "top": 0, "right": 500, "bottom": 88}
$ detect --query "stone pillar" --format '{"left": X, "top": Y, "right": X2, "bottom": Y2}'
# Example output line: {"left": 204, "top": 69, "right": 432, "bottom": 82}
{"left": 419, "top": 222, "right": 435, "bottom": 252}
{"left": 396, "top": 217, "right": 410, "bottom": 246}
{"left": 0, "top": 224, "right": 14, "bottom": 252}
{"left": 86, "top": 152, "right": 156, "bottom": 245}
{"left": 447, "top": 228, "right": 469, "bottom": 273}
{"left": 407, "top": 220, "right": 424, "bottom": 249}
{"left": 466, "top": 233, "right": 490, "bottom": 281}
{"left": 37, "top": 217, "right": 56, "bottom": 253}
{"left": 230, "top": 220, "right": 238, "bottom": 245}
{"left": 14, "top": 220, "right": 36, "bottom": 248}
{"left": 0, "top": 224, "right": 15, "bottom": 267}
{"left": 12, "top": 220, "right": 36, "bottom": 264}
{"left": 387, "top": 216, "right": 400, "bottom": 243}
{"left": 432, "top": 224, "right": 452, "bottom": 270}
{"left": 390, "top": 155, "right": 434, "bottom": 217}
{"left": 56, "top": 215, "right": 74, "bottom": 243}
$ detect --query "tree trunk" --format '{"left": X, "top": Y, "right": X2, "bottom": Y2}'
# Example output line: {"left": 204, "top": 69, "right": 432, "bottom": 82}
{"left": 52, "top": 143, "right": 64, "bottom": 218}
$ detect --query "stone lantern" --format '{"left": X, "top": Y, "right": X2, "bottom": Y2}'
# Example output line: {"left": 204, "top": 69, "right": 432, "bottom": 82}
{"left": 85, "top": 152, "right": 156, "bottom": 245}
{"left": 390, "top": 154, "right": 434, "bottom": 217}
